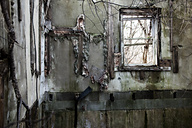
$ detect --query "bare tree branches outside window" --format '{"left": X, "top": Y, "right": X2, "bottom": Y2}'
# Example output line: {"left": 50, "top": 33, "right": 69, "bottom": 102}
{"left": 120, "top": 8, "right": 160, "bottom": 67}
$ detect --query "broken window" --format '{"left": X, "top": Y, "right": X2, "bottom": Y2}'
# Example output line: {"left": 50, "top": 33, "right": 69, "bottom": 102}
{"left": 120, "top": 8, "right": 161, "bottom": 69}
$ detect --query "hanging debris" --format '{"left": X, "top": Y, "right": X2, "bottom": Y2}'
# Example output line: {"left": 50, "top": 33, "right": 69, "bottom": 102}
{"left": 89, "top": 66, "right": 109, "bottom": 90}
{"left": 98, "top": 70, "right": 109, "bottom": 90}
{"left": 74, "top": 14, "right": 85, "bottom": 31}
{"left": 82, "top": 60, "right": 89, "bottom": 77}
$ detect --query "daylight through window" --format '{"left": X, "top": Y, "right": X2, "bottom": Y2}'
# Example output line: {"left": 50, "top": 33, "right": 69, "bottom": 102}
{"left": 120, "top": 8, "right": 160, "bottom": 67}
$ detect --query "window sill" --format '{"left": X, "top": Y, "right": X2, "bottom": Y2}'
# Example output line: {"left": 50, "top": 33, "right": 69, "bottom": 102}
{"left": 116, "top": 66, "right": 171, "bottom": 71}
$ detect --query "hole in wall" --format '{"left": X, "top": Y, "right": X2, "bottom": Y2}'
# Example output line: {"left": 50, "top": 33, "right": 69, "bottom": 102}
{"left": 132, "top": 93, "right": 135, "bottom": 100}
{"left": 173, "top": 92, "right": 177, "bottom": 98}
{"left": 110, "top": 93, "right": 114, "bottom": 102}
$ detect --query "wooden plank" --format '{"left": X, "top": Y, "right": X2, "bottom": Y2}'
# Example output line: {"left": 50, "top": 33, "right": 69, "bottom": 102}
{"left": 164, "top": 108, "right": 176, "bottom": 128}
{"left": 132, "top": 110, "right": 145, "bottom": 128}
{"left": 78, "top": 35, "right": 83, "bottom": 75}
{"left": 125, "top": 37, "right": 152, "bottom": 40}
{"left": 108, "top": 111, "right": 127, "bottom": 128}
{"left": 124, "top": 43, "right": 152, "bottom": 46}
{"left": 45, "top": 98, "right": 192, "bottom": 111}
{"left": 169, "top": 0, "right": 173, "bottom": 51}
{"left": 107, "top": 3, "right": 115, "bottom": 79}
{"left": 78, "top": 111, "right": 101, "bottom": 128}
{"left": 146, "top": 109, "right": 164, "bottom": 128}
{"left": 127, "top": 110, "right": 134, "bottom": 128}
{"left": 123, "top": 17, "right": 153, "bottom": 21}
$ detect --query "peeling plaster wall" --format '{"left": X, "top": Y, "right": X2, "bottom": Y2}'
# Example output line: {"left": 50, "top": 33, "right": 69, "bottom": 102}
{"left": 42, "top": 0, "right": 192, "bottom": 127}
{"left": 109, "top": 0, "right": 192, "bottom": 91}
{"left": 29, "top": 0, "right": 40, "bottom": 106}
{"left": 47, "top": 36, "right": 104, "bottom": 92}
{"left": 47, "top": 0, "right": 192, "bottom": 92}
{"left": 47, "top": 0, "right": 108, "bottom": 92}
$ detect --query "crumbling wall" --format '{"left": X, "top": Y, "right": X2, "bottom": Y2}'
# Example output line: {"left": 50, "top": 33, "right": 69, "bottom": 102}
{"left": 43, "top": 0, "right": 192, "bottom": 127}
{"left": 44, "top": 108, "right": 192, "bottom": 128}
{"left": 46, "top": 0, "right": 192, "bottom": 92}
{"left": 1, "top": 0, "right": 40, "bottom": 127}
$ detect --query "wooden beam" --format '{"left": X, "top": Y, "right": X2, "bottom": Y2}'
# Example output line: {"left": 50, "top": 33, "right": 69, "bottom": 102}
{"left": 124, "top": 43, "right": 152, "bottom": 46}
{"left": 107, "top": 2, "right": 114, "bottom": 79}
{"left": 172, "top": 46, "right": 178, "bottom": 73}
{"left": 44, "top": 91, "right": 192, "bottom": 111}
{"left": 169, "top": 0, "right": 173, "bottom": 51}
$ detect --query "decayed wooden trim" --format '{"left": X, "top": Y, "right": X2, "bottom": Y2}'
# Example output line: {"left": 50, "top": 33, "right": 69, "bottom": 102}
{"left": 119, "top": 66, "right": 171, "bottom": 71}
{"left": 124, "top": 43, "right": 153, "bottom": 46}
{"left": 169, "top": 0, "right": 173, "bottom": 51}
{"left": 172, "top": 46, "right": 178, "bottom": 73}
{"left": 44, "top": 91, "right": 192, "bottom": 111}
{"left": 107, "top": 3, "right": 114, "bottom": 79}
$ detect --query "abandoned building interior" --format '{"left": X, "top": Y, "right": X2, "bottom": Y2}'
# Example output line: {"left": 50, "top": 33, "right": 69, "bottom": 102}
{"left": 0, "top": 0, "right": 192, "bottom": 127}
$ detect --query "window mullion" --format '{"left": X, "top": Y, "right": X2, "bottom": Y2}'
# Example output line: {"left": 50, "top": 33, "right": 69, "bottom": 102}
{"left": 121, "top": 14, "right": 125, "bottom": 66}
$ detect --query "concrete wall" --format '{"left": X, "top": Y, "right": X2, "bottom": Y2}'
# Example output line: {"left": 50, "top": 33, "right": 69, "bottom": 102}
{"left": 45, "top": 108, "right": 192, "bottom": 128}
{"left": 1, "top": 0, "right": 40, "bottom": 126}
{"left": 1, "top": 0, "right": 192, "bottom": 127}
{"left": 42, "top": 0, "right": 192, "bottom": 127}
{"left": 46, "top": 0, "right": 192, "bottom": 92}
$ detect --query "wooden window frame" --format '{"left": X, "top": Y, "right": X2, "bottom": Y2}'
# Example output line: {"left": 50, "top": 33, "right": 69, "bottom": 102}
{"left": 118, "top": 8, "right": 170, "bottom": 71}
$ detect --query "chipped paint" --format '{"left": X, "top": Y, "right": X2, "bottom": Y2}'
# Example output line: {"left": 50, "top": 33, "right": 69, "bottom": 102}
{"left": 98, "top": 70, "right": 109, "bottom": 90}
{"left": 72, "top": 38, "right": 79, "bottom": 74}
{"left": 74, "top": 14, "right": 90, "bottom": 77}
{"left": 82, "top": 60, "right": 89, "bottom": 77}
{"left": 89, "top": 66, "right": 109, "bottom": 90}
{"left": 114, "top": 53, "right": 121, "bottom": 71}
{"left": 75, "top": 14, "right": 85, "bottom": 31}
{"left": 103, "top": 38, "right": 108, "bottom": 68}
